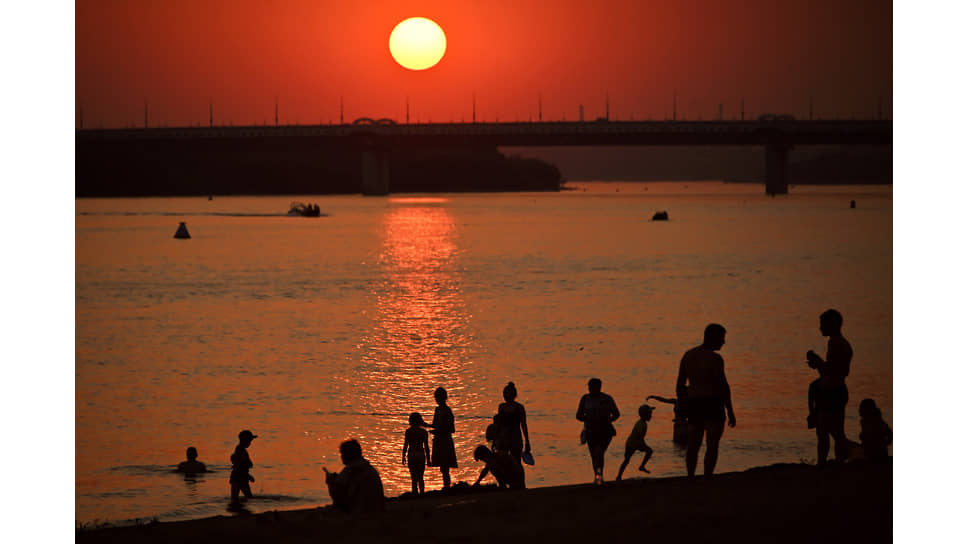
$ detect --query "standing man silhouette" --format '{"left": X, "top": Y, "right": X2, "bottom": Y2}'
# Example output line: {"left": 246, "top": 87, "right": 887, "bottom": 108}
{"left": 806, "top": 309, "right": 853, "bottom": 467}
{"left": 676, "top": 324, "right": 736, "bottom": 477}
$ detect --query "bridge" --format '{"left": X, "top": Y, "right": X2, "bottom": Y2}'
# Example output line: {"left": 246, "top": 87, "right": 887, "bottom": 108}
{"left": 75, "top": 119, "right": 892, "bottom": 195}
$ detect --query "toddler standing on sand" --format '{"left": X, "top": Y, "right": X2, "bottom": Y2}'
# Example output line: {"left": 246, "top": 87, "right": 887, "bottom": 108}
{"left": 616, "top": 404, "right": 655, "bottom": 481}
{"left": 402, "top": 412, "right": 431, "bottom": 494}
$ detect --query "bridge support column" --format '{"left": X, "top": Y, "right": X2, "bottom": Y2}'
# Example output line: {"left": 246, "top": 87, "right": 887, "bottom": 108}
{"left": 764, "top": 144, "right": 792, "bottom": 196}
{"left": 361, "top": 148, "right": 390, "bottom": 196}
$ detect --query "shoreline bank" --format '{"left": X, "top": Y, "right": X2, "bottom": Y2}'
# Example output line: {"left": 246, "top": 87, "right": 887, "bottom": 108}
{"left": 76, "top": 460, "right": 891, "bottom": 543}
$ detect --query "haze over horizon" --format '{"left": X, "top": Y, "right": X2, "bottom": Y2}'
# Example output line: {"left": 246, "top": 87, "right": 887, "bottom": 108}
{"left": 76, "top": 0, "right": 892, "bottom": 129}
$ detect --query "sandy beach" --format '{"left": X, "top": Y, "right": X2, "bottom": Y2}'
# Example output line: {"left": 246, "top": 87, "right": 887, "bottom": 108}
{"left": 76, "top": 460, "right": 891, "bottom": 543}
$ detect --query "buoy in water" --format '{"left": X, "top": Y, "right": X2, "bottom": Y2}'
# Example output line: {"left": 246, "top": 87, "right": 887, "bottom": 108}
{"left": 174, "top": 222, "right": 191, "bottom": 239}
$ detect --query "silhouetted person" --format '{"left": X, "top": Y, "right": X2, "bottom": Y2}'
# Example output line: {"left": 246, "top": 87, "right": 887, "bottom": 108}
{"left": 676, "top": 324, "right": 737, "bottom": 477}
{"left": 497, "top": 382, "right": 532, "bottom": 463}
{"left": 859, "top": 398, "right": 892, "bottom": 462}
{"left": 576, "top": 377, "right": 620, "bottom": 484}
{"left": 177, "top": 446, "right": 207, "bottom": 474}
{"left": 616, "top": 404, "right": 655, "bottom": 480}
{"left": 324, "top": 439, "right": 385, "bottom": 514}
{"left": 402, "top": 412, "right": 430, "bottom": 495}
{"left": 472, "top": 445, "right": 525, "bottom": 490}
{"left": 850, "top": 200, "right": 856, "bottom": 209}
{"left": 426, "top": 387, "right": 457, "bottom": 489}
{"left": 806, "top": 309, "right": 852, "bottom": 467}
{"left": 485, "top": 414, "right": 504, "bottom": 452}
{"left": 647, "top": 394, "right": 689, "bottom": 446}
{"left": 229, "top": 430, "right": 257, "bottom": 506}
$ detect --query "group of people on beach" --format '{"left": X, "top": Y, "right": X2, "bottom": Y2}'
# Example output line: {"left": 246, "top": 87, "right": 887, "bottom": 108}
{"left": 174, "top": 309, "right": 891, "bottom": 513}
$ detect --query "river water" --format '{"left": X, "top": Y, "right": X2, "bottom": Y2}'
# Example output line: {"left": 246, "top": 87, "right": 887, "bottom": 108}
{"left": 75, "top": 182, "right": 892, "bottom": 525}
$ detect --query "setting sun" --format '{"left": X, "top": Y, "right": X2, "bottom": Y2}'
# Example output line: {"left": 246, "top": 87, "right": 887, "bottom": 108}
{"left": 388, "top": 17, "right": 446, "bottom": 71}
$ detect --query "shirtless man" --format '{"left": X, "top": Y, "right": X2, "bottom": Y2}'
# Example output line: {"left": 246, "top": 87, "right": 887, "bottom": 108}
{"left": 676, "top": 323, "right": 736, "bottom": 477}
{"left": 806, "top": 309, "right": 853, "bottom": 467}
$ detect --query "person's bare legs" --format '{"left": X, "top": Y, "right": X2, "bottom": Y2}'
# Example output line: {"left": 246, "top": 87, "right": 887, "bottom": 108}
{"left": 686, "top": 422, "right": 705, "bottom": 477}
{"left": 639, "top": 445, "right": 653, "bottom": 473}
{"left": 441, "top": 467, "right": 451, "bottom": 489}
{"left": 617, "top": 453, "right": 631, "bottom": 481}
{"left": 816, "top": 412, "right": 833, "bottom": 467}
{"left": 830, "top": 408, "right": 849, "bottom": 461}
{"left": 703, "top": 420, "right": 726, "bottom": 477}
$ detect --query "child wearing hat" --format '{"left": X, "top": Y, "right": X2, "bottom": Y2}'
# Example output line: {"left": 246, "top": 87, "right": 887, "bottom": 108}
{"left": 229, "top": 430, "right": 257, "bottom": 506}
{"left": 616, "top": 404, "right": 655, "bottom": 481}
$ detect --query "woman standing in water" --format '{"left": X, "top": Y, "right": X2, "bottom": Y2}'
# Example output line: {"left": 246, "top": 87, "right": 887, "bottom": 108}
{"left": 497, "top": 382, "right": 531, "bottom": 463}
{"left": 427, "top": 387, "right": 457, "bottom": 489}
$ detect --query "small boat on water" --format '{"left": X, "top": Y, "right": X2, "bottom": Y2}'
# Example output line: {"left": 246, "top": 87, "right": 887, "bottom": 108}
{"left": 288, "top": 201, "right": 321, "bottom": 217}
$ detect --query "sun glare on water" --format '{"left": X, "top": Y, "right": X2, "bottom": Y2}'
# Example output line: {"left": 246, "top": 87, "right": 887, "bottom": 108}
{"left": 389, "top": 17, "right": 447, "bottom": 71}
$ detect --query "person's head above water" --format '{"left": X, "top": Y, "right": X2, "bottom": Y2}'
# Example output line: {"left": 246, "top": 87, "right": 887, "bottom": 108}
{"left": 408, "top": 412, "right": 424, "bottom": 427}
{"left": 702, "top": 323, "right": 727, "bottom": 350}
{"left": 185, "top": 446, "right": 199, "bottom": 460}
{"left": 339, "top": 439, "right": 363, "bottom": 465}
{"left": 434, "top": 386, "right": 448, "bottom": 404}
{"left": 238, "top": 430, "right": 257, "bottom": 445}
{"left": 503, "top": 382, "right": 518, "bottom": 402}
{"left": 587, "top": 377, "right": 602, "bottom": 394}
{"left": 819, "top": 309, "right": 843, "bottom": 336}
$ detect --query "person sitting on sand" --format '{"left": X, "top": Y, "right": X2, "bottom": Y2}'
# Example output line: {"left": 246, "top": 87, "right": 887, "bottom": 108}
{"left": 616, "top": 404, "right": 655, "bottom": 481}
{"left": 858, "top": 399, "right": 892, "bottom": 462}
{"left": 806, "top": 309, "right": 853, "bottom": 467}
{"left": 177, "top": 446, "right": 207, "bottom": 474}
{"left": 472, "top": 445, "right": 525, "bottom": 490}
{"left": 324, "top": 439, "right": 385, "bottom": 514}
{"left": 229, "top": 430, "right": 257, "bottom": 506}
{"left": 676, "top": 324, "right": 737, "bottom": 478}
{"left": 576, "top": 377, "right": 621, "bottom": 484}
{"left": 647, "top": 394, "right": 689, "bottom": 446}
{"left": 402, "top": 412, "right": 431, "bottom": 495}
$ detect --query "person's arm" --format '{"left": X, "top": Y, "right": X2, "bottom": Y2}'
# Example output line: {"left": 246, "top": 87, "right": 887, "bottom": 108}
{"left": 720, "top": 357, "right": 736, "bottom": 427}
{"left": 402, "top": 436, "right": 409, "bottom": 465}
{"left": 676, "top": 354, "right": 689, "bottom": 399}
{"left": 609, "top": 396, "right": 620, "bottom": 422}
{"left": 576, "top": 396, "right": 586, "bottom": 421}
{"left": 422, "top": 434, "right": 431, "bottom": 464}
{"left": 474, "top": 465, "right": 490, "bottom": 486}
{"left": 647, "top": 395, "right": 677, "bottom": 405}
{"left": 519, "top": 404, "right": 531, "bottom": 453}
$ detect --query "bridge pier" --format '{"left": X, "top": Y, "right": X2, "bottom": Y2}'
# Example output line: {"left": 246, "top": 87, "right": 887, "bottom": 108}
{"left": 361, "top": 148, "right": 390, "bottom": 196}
{"left": 764, "top": 144, "right": 792, "bottom": 195}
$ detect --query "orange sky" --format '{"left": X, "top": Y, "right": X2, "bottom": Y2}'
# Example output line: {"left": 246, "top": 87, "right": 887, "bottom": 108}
{"left": 75, "top": 0, "right": 892, "bottom": 128}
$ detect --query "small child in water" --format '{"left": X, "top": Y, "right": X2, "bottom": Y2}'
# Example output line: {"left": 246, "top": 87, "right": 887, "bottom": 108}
{"left": 177, "top": 446, "right": 207, "bottom": 474}
{"left": 859, "top": 399, "right": 892, "bottom": 461}
{"left": 402, "top": 412, "right": 431, "bottom": 494}
{"left": 229, "top": 430, "right": 257, "bottom": 506}
{"left": 616, "top": 404, "right": 655, "bottom": 481}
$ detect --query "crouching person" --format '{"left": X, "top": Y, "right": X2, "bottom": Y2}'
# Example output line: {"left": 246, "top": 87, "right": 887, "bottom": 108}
{"left": 472, "top": 445, "right": 525, "bottom": 490}
{"left": 324, "top": 439, "right": 385, "bottom": 514}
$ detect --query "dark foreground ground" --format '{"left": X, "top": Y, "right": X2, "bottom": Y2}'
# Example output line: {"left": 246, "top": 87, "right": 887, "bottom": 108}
{"left": 76, "top": 461, "right": 891, "bottom": 544}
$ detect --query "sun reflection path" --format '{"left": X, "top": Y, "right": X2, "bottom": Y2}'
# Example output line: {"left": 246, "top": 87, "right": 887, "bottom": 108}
{"left": 356, "top": 200, "right": 488, "bottom": 494}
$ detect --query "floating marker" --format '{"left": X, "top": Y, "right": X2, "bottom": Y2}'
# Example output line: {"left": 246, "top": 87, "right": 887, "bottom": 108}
{"left": 174, "top": 222, "right": 191, "bottom": 239}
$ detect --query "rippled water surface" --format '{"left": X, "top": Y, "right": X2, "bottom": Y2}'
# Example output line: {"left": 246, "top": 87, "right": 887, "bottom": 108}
{"left": 75, "top": 182, "right": 892, "bottom": 525}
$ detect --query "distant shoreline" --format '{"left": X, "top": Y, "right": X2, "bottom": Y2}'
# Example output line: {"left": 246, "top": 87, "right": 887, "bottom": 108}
{"left": 76, "top": 460, "right": 891, "bottom": 543}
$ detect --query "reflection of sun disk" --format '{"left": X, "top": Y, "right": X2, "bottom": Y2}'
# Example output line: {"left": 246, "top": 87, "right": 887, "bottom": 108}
{"left": 389, "top": 17, "right": 447, "bottom": 71}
